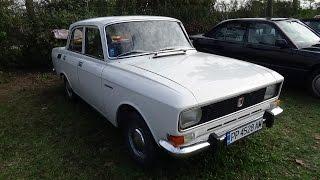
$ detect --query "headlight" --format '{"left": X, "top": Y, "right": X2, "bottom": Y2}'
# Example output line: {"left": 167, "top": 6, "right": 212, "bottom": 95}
{"left": 179, "top": 108, "right": 202, "bottom": 129}
{"left": 264, "top": 84, "right": 278, "bottom": 100}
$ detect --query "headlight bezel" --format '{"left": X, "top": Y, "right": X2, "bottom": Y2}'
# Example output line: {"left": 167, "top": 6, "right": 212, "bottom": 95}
{"left": 179, "top": 108, "right": 202, "bottom": 130}
{"left": 264, "top": 83, "right": 280, "bottom": 100}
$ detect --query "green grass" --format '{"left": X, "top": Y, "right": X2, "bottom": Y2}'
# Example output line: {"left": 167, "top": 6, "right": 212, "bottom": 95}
{"left": 0, "top": 72, "right": 319, "bottom": 179}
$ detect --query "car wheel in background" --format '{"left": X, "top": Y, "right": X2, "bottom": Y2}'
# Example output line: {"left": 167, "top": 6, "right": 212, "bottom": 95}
{"left": 123, "top": 112, "right": 158, "bottom": 167}
{"left": 309, "top": 70, "right": 320, "bottom": 98}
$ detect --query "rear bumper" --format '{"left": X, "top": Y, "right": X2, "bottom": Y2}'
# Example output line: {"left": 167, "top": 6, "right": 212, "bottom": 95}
{"left": 159, "top": 106, "right": 283, "bottom": 157}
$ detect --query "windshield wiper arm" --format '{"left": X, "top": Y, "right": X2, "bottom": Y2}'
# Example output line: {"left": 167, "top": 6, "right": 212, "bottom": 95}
{"left": 157, "top": 47, "right": 193, "bottom": 53}
{"left": 116, "top": 50, "right": 152, "bottom": 58}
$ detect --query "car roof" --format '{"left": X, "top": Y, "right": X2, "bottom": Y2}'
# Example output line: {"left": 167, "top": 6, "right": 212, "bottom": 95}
{"left": 301, "top": 18, "right": 320, "bottom": 22}
{"left": 70, "top": 16, "right": 180, "bottom": 29}
{"left": 220, "top": 18, "right": 295, "bottom": 23}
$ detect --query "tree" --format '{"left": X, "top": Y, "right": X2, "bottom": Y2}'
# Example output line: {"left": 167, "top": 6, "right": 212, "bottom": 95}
{"left": 293, "top": 0, "right": 299, "bottom": 15}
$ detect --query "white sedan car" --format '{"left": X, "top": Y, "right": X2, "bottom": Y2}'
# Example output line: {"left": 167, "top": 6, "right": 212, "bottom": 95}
{"left": 52, "top": 16, "right": 284, "bottom": 166}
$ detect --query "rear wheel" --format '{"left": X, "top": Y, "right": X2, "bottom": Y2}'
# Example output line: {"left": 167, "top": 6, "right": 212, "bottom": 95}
{"left": 64, "top": 77, "right": 76, "bottom": 101}
{"left": 309, "top": 70, "right": 320, "bottom": 98}
{"left": 122, "top": 112, "right": 158, "bottom": 167}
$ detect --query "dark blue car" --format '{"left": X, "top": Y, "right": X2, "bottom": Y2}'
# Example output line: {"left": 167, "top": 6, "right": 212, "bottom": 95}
{"left": 191, "top": 18, "right": 320, "bottom": 97}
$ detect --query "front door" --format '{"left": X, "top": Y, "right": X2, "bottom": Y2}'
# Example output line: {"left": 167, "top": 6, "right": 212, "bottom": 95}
{"left": 243, "top": 22, "right": 294, "bottom": 73}
{"left": 77, "top": 26, "right": 105, "bottom": 111}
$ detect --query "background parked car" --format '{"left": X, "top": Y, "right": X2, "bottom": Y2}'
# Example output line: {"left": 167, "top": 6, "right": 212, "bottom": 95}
{"left": 301, "top": 18, "right": 320, "bottom": 34}
{"left": 190, "top": 18, "right": 320, "bottom": 97}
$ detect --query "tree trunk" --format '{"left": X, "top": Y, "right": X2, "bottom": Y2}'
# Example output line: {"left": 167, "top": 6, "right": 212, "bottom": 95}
{"left": 293, "top": 0, "right": 299, "bottom": 16}
{"left": 266, "top": 0, "right": 273, "bottom": 18}
{"left": 25, "top": 0, "right": 35, "bottom": 21}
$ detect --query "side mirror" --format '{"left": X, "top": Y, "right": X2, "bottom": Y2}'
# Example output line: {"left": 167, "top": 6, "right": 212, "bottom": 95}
{"left": 275, "top": 39, "right": 288, "bottom": 48}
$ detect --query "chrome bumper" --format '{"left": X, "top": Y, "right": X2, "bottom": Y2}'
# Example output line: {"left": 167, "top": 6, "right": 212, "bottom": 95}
{"left": 159, "top": 106, "right": 283, "bottom": 157}
{"left": 159, "top": 140, "right": 211, "bottom": 157}
{"left": 267, "top": 106, "right": 283, "bottom": 116}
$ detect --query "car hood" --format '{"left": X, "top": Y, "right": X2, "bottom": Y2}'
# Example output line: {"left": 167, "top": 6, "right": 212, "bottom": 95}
{"left": 301, "top": 44, "right": 320, "bottom": 53}
{"left": 123, "top": 51, "right": 283, "bottom": 104}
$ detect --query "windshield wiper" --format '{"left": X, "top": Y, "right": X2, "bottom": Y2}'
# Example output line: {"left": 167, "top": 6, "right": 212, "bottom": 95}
{"left": 116, "top": 50, "right": 152, "bottom": 58}
{"left": 157, "top": 47, "right": 193, "bottom": 53}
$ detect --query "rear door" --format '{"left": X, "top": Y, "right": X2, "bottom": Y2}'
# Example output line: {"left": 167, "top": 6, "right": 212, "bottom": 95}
{"left": 77, "top": 26, "right": 105, "bottom": 111}
{"left": 63, "top": 27, "right": 84, "bottom": 94}
{"left": 195, "top": 21, "right": 247, "bottom": 60}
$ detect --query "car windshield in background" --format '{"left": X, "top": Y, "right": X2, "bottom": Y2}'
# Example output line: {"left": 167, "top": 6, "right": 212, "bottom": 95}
{"left": 276, "top": 20, "right": 320, "bottom": 48}
{"left": 105, "top": 21, "right": 192, "bottom": 58}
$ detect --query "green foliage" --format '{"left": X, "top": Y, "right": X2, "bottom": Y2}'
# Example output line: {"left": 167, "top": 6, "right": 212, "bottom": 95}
{"left": 0, "top": 0, "right": 319, "bottom": 70}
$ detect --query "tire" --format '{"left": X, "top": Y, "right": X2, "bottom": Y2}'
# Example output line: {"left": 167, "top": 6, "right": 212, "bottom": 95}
{"left": 123, "top": 112, "right": 158, "bottom": 167}
{"left": 64, "top": 77, "right": 76, "bottom": 101}
{"left": 309, "top": 70, "right": 320, "bottom": 98}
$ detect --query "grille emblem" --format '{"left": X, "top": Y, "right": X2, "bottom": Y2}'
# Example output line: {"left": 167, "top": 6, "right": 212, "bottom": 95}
{"left": 237, "top": 97, "right": 245, "bottom": 107}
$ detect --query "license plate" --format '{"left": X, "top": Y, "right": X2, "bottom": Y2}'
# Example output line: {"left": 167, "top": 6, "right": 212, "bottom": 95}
{"left": 226, "top": 119, "right": 263, "bottom": 145}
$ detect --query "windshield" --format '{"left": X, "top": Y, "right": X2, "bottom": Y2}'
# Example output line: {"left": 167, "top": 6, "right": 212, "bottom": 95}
{"left": 105, "top": 21, "right": 192, "bottom": 58}
{"left": 276, "top": 20, "right": 320, "bottom": 48}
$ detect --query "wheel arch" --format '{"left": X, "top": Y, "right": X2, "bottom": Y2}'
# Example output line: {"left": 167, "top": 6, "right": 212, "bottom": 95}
{"left": 116, "top": 103, "right": 158, "bottom": 143}
{"left": 59, "top": 72, "right": 73, "bottom": 89}
{"left": 311, "top": 64, "right": 320, "bottom": 74}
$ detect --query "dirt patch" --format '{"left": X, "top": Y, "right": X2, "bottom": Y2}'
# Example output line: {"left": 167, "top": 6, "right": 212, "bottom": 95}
{"left": 0, "top": 72, "right": 60, "bottom": 102}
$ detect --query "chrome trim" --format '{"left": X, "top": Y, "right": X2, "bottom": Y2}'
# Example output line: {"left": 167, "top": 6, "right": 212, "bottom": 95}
{"left": 161, "top": 106, "right": 283, "bottom": 157}
{"left": 267, "top": 106, "right": 283, "bottom": 116}
{"left": 159, "top": 140, "right": 210, "bottom": 157}
{"left": 179, "top": 97, "right": 278, "bottom": 132}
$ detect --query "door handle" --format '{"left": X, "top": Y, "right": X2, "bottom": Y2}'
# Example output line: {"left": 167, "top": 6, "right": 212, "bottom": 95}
{"left": 78, "top": 61, "right": 83, "bottom": 67}
{"left": 104, "top": 84, "right": 113, "bottom": 89}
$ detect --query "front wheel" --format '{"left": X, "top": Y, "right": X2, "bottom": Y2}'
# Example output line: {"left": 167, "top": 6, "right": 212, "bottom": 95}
{"left": 309, "top": 70, "right": 320, "bottom": 98}
{"left": 123, "top": 112, "right": 158, "bottom": 167}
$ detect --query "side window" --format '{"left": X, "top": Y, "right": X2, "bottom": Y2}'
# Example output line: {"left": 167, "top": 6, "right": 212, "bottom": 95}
{"left": 69, "top": 28, "right": 83, "bottom": 53}
{"left": 224, "top": 23, "right": 246, "bottom": 42}
{"left": 85, "top": 27, "right": 104, "bottom": 60}
{"left": 206, "top": 25, "right": 226, "bottom": 40}
{"left": 248, "top": 23, "right": 284, "bottom": 46}
{"left": 308, "top": 21, "right": 320, "bottom": 32}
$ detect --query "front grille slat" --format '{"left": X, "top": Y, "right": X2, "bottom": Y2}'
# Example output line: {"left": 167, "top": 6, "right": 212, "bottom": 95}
{"left": 199, "top": 88, "right": 266, "bottom": 124}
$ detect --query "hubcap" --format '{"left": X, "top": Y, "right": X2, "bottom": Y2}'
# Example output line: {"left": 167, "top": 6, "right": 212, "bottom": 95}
{"left": 129, "top": 128, "right": 146, "bottom": 158}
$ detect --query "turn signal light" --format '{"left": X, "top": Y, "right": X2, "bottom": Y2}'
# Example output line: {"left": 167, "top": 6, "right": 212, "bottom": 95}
{"left": 275, "top": 99, "right": 281, "bottom": 106}
{"left": 168, "top": 135, "right": 184, "bottom": 147}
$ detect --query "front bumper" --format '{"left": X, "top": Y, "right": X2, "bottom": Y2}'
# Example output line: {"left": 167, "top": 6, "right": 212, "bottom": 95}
{"left": 159, "top": 106, "right": 283, "bottom": 157}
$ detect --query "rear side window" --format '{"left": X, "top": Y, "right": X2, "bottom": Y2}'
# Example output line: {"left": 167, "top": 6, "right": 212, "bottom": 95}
{"left": 208, "top": 22, "right": 246, "bottom": 42}
{"left": 69, "top": 28, "right": 83, "bottom": 53}
{"left": 248, "top": 23, "right": 284, "bottom": 46}
{"left": 85, "top": 27, "right": 104, "bottom": 60}
{"left": 224, "top": 23, "right": 246, "bottom": 42}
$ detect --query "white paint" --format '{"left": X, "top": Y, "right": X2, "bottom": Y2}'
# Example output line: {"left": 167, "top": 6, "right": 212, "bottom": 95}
{"left": 52, "top": 16, "right": 284, "bottom": 148}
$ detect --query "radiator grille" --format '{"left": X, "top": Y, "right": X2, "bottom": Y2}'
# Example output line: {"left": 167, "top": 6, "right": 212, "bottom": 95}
{"left": 200, "top": 88, "right": 267, "bottom": 123}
